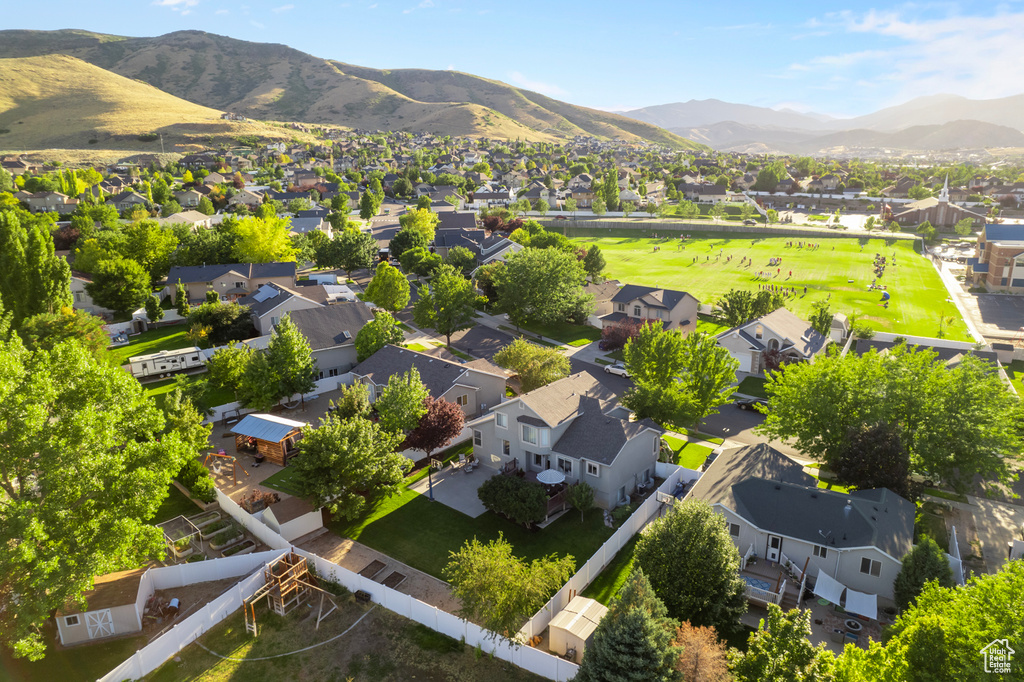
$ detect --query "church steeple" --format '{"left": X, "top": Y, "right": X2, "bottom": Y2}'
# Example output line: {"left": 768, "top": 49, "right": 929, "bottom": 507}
{"left": 939, "top": 174, "right": 949, "bottom": 203}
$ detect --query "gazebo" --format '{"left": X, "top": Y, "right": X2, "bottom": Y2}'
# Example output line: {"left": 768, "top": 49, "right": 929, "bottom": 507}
{"left": 231, "top": 414, "right": 307, "bottom": 467}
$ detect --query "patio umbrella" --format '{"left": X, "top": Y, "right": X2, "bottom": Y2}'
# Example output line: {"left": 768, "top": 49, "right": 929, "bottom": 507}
{"left": 537, "top": 469, "right": 566, "bottom": 485}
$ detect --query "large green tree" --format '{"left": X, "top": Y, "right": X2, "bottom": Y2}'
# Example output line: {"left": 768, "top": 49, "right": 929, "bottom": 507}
{"left": 752, "top": 160, "right": 788, "bottom": 192}
{"left": 0, "top": 209, "right": 72, "bottom": 326}
{"left": 633, "top": 499, "right": 747, "bottom": 633}
{"left": 388, "top": 226, "right": 429, "bottom": 260}
{"left": 316, "top": 228, "right": 377, "bottom": 277}
{"left": 757, "top": 345, "right": 1024, "bottom": 493}
{"left": 0, "top": 335, "right": 198, "bottom": 660}
{"left": 443, "top": 533, "right": 574, "bottom": 639}
{"left": 85, "top": 257, "right": 151, "bottom": 316}
{"left": 266, "top": 316, "right": 317, "bottom": 407}
{"left": 19, "top": 308, "right": 109, "bottom": 359}
{"left": 494, "top": 337, "right": 570, "bottom": 393}
{"left": 893, "top": 537, "right": 955, "bottom": 612}
{"left": 729, "top": 604, "right": 836, "bottom": 682}
{"left": 582, "top": 244, "right": 606, "bottom": 281}
{"left": 398, "top": 207, "right": 440, "bottom": 241}
{"left": 493, "top": 247, "right": 593, "bottom": 327}
{"left": 375, "top": 366, "right": 430, "bottom": 434}
{"left": 575, "top": 569, "right": 683, "bottom": 682}
{"left": 364, "top": 262, "right": 411, "bottom": 313}
{"left": 117, "top": 219, "right": 179, "bottom": 281}
{"left": 412, "top": 264, "right": 477, "bottom": 346}
{"left": 230, "top": 215, "right": 297, "bottom": 263}
{"left": 354, "top": 310, "right": 404, "bottom": 362}
{"left": 292, "top": 414, "right": 410, "bottom": 519}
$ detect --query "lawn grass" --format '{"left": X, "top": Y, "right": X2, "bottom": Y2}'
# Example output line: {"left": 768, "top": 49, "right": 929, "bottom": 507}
{"left": 518, "top": 320, "right": 602, "bottom": 347}
{"left": 446, "top": 346, "right": 475, "bottom": 361}
{"left": 1004, "top": 360, "right": 1024, "bottom": 397}
{"left": 695, "top": 313, "right": 730, "bottom": 336}
{"left": 662, "top": 435, "right": 714, "bottom": 470}
{"left": 1, "top": 629, "right": 145, "bottom": 682}
{"left": 329, "top": 444, "right": 613, "bottom": 579}
{"left": 405, "top": 342, "right": 430, "bottom": 352}
{"left": 581, "top": 536, "right": 638, "bottom": 605}
{"left": 152, "top": 483, "right": 203, "bottom": 524}
{"left": 142, "top": 377, "right": 235, "bottom": 411}
{"left": 915, "top": 502, "right": 949, "bottom": 552}
{"left": 260, "top": 467, "right": 306, "bottom": 498}
{"left": 108, "top": 324, "right": 191, "bottom": 366}
{"left": 397, "top": 322, "right": 414, "bottom": 333}
{"left": 923, "top": 487, "right": 970, "bottom": 504}
{"left": 737, "top": 376, "right": 768, "bottom": 399}
{"left": 569, "top": 231, "right": 971, "bottom": 341}
{"left": 497, "top": 325, "right": 563, "bottom": 348}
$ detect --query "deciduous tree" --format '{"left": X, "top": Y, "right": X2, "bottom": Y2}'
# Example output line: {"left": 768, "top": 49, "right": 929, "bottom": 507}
{"left": 388, "top": 226, "right": 428, "bottom": 260}
{"left": 729, "top": 604, "right": 835, "bottom": 682}
{"left": 673, "top": 622, "right": 731, "bottom": 682}
{"left": 404, "top": 396, "right": 465, "bottom": 460}
{"left": 568, "top": 481, "right": 594, "bottom": 523}
{"left": 316, "top": 228, "right": 377, "bottom": 277}
{"left": 85, "top": 257, "right": 151, "bottom": 316}
{"left": 18, "top": 307, "right": 109, "bottom": 359}
{"left": 494, "top": 337, "right": 570, "bottom": 393}
{"left": 0, "top": 209, "right": 72, "bottom": 326}
{"left": 398, "top": 207, "right": 439, "bottom": 241}
{"left": 833, "top": 421, "right": 912, "bottom": 498}
{"left": 809, "top": 300, "right": 834, "bottom": 337}
{"left": 375, "top": 366, "right": 430, "bottom": 434}
{"left": 354, "top": 310, "right": 404, "bottom": 362}
{"left": 266, "top": 316, "right": 317, "bottom": 407}
{"left": 364, "top": 262, "right": 411, "bottom": 313}
{"left": 443, "top": 245, "right": 477, "bottom": 275}
{"left": 893, "top": 537, "right": 954, "bottom": 612}
{"left": 412, "top": 264, "right": 477, "bottom": 346}
{"left": 493, "top": 247, "right": 593, "bottom": 327}
{"left": 230, "top": 215, "right": 297, "bottom": 263}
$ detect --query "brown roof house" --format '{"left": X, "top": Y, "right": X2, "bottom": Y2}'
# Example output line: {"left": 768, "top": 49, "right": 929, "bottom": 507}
{"left": 599, "top": 284, "right": 699, "bottom": 334}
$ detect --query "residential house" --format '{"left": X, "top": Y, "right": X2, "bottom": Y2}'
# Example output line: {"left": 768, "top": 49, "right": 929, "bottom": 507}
{"left": 165, "top": 262, "right": 297, "bottom": 303}
{"left": 238, "top": 283, "right": 325, "bottom": 335}
{"left": 468, "top": 372, "right": 663, "bottom": 510}
{"left": 158, "top": 210, "right": 213, "bottom": 230}
{"left": 716, "top": 308, "right": 830, "bottom": 375}
{"left": 70, "top": 270, "right": 115, "bottom": 317}
{"left": 288, "top": 302, "right": 376, "bottom": 378}
{"left": 568, "top": 187, "right": 595, "bottom": 208}
{"left": 352, "top": 344, "right": 506, "bottom": 419}
{"left": 106, "top": 191, "right": 149, "bottom": 213}
{"left": 288, "top": 216, "right": 332, "bottom": 240}
{"left": 228, "top": 189, "right": 264, "bottom": 209}
{"left": 679, "top": 183, "right": 729, "bottom": 203}
{"left": 689, "top": 443, "right": 913, "bottom": 602}
{"left": 175, "top": 189, "right": 203, "bottom": 208}
{"left": 23, "top": 191, "right": 78, "bottom": 214}
{"left": 599, "top": 284, "right": 699, "bottom": 334}
{"left": 437, "top": 211, "right": 478, "bottom": 232}
{"left": 966, "top": 223, "right": 1024, "bottom": 292}
{"left": 583, "top": 279, "right": 623, "bottom": 327}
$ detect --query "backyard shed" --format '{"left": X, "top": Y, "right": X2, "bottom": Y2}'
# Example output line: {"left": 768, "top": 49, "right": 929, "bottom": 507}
{"left": 232, "top": 414, "right": 307, "bottom": 467}
{"left": 548, "top": 596, "right": 608, "bottom": 663}
{"left": 56, "top": 568, "right": 148, "bottom": 646}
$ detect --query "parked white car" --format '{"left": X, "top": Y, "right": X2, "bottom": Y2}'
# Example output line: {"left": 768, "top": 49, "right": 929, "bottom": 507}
{"left": 604, "top": 363, "right": 629, "bottom": 377}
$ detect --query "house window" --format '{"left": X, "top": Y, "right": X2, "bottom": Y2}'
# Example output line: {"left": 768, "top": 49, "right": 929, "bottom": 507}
{"left": 729, "top": 523, "right": 740, "bottom": 537}
{"left": 74, "top": 292, "right": 84, "bottom": 303}
{"left": 814, "top": 545, "right": 828, "bottom": 558}
{"left": 329, "top": 368, "right": 339, "bottom": 377}
{"left": 473, "top": 430, "right": 482, "bottom": 447}
{"left": 617, "top": 303, "right": 625, "bottom": 312}
{"left": 495, "top": 412, "right": 507, "bottom": 428}
{"left": 633, "top": 305, "right": 642, "bottom": 316}
{"left": 64, "top": 615, "right": 79, "bottom": 627}
{"left": 502, "top": 439, "right": 510, "bottom": 456}
{"left": 522, "top": 424, "right": 549, "bottom": 447}
{"left": 653, "top": 310, "right": 663, "bottom": 319}
{"left": 587, "top": 462, "right": 599, "bottom": 477}
{"left": 456, "top": 394, "right": 468, "bottom": 407}
{"left": 271, "top": 317, "right": 280, "bottom": 327}
{"left": 235, "top": 281, "right": 245, "bottom": 288}
{"left": 755, "top": 324, "right": 764, "bottom": 340}
{"left": 617, "top": 485, "right": 627, "bottom": 503}
{"left": 533, "top": 452, "right": 544, "bottom": 468}
{"left": 860, "top": 558, "right": 881, "bottom": 577}
{"left": 557, "top": 457, "right": 573, "bottom": 475}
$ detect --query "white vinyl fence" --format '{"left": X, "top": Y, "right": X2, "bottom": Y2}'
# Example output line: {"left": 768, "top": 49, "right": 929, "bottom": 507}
{"left": 519, "top": 463, "right": 701, "bottom": 643}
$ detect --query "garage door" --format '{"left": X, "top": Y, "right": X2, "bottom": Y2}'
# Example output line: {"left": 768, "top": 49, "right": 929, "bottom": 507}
{"left": 86, "top": 609, "right": 114, "bottom": 639}
{"left": 733, "top": 351, "right": 753, "bottom": 373}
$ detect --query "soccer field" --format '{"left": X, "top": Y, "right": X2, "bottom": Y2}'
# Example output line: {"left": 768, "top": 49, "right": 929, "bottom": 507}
{"left": 571, "top": 231, "right": 971, "bottom": 341}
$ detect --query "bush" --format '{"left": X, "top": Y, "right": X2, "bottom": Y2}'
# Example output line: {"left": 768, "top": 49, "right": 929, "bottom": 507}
{"left": 209, "top": 526, "right": 240, "bottom": 547}
{"left": 477, "top": 474, "right": 547, "bottom": 526}
{"left": 177, "top": 458, "right": 216, "bottom": 503}
{"left": 611, "top": 504, "right": 633, "bottom": 524}
{"left": 137, "top": 133, "right": 159, "bottom": 142}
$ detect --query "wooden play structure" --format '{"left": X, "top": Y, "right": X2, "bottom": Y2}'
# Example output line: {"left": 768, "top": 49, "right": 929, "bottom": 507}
{"left": 231, "top": 414, "right": 306, "bottom": 467}
{"left": 202, "top": 450, "right": 250, "bottom": 486}
{"left": 243, "top": 553, "right": 338, "bottom": 637}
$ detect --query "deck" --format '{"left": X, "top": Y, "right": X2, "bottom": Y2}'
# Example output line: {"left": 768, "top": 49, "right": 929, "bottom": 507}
{"left": 741, "top": 559, "right": 801, "bottom": 609}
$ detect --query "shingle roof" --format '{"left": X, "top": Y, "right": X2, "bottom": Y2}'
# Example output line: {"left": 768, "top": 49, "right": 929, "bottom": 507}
{"left": 733, "top": 308, "right": 829, "bottom": 358}
{"left": 437, "top": 212, "right": 477, "bottom": 230}
{"left": 610, "top": 284, "right": 695, "bottom": 311}
{"left": 166, "top": 262, "right": 296, "bottom": 285}
{"left": 352, "top": 344, "right": 502, "bottom": 397}
{"left": 288, "top": 302, "right": 375, "bottom": 350}
{"left": 553, "top": 400, "right": 660, "bottom": 465}
{"left": 518, "top": 372, "right": 616, "bottom": 426}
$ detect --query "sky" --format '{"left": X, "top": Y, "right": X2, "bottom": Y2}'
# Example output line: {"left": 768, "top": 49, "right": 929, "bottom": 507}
{"left": 5, "top": 0, "right": 1024, "bottom": 118}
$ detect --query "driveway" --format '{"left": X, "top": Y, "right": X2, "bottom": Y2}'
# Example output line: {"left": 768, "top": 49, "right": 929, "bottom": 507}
{"left": 965, "top": 497, "right": 1024, "bottom": 573}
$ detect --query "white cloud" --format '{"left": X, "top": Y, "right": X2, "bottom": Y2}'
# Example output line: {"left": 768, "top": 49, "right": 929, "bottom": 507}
{"left": 403, "top": 0, "right": 433, "bottom": 14}
{"left": 215, "top": 8, "right": 229, "bottom": 14}
{"left": 508, "top": 71, "right": 566, "bottom": 97}
{"left": 152, "top": 0, "right": 197, "bottom": 6}
{"left": 272, "top": 3, "right": 294, "bottom": 12}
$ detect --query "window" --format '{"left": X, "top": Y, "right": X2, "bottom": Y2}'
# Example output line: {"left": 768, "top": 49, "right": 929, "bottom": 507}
{"left": 473, "top": 430, "right": 482, "bottom": 446}
{"left": 502, "top": 439, "right": 510, "bottom": 456}
{"left": 633, "top": 305, "right": 642, "bottom": 316}
{"left": 653, "top": 309, "right": 663, "bottom": 319}
{"left": 74, "top": 292, "right": 84, "bottom": 303}
{"left": 533, "top": 452, "right": 544, "bottom": 467}
{"left": 522, "top": 424, "right": 549, "bottom": 447}
{"left": 814, "top": 545, "right": 828, "bottom": 559}
{"left": 235, "top": 281, "right": 245, "bottom": 288}
{"left": 860, "top": 558, "right": 881, "bottom": 577}
{"left": 64, "top": 615, "right": 79, "bottom": 627}
{"left": 271, "top": 316, "right": 280, "bottom": 327}
{"left": 729, "top": 523, "right": 740, "bottom": 537}
{"left": 557, "top": 457, "right": 572, "bottom": 475}
{"left": 586, "top": 461, "right": 599, "bottom": 477}
{"left": 617, "top": 303, "right": 625, "bottom": 312}
{"left": 495, "top": 412, "right": 507, "bottom": 429}
{"left": 617, "top": 485, "right": 626, "bottom": 503}
{"left": 329, "top": 368, "right": 339, "bottom": 377}
{"left": 755, "top": 324, "right": 764, "bottom": 340}
{"left": 456, "top": 394, "right": 468, "bottom": 407}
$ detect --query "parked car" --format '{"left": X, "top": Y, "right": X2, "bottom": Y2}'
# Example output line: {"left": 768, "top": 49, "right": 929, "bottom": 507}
{"left": 734, "top": 398, "right": 768, "bottom": 411}
{"left": 743, "top": 219, "right": 757, "bottom": 225}
{"left": 604, "top": 363, "right": 630, "bottom": 377}
{"left": 554, "top": 215, "right": 568, "bottom": 220}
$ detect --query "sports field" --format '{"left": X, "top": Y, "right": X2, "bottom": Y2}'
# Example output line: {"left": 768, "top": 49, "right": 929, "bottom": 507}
{"left": 570, "top": 230, "right": 971, "bottom": 341}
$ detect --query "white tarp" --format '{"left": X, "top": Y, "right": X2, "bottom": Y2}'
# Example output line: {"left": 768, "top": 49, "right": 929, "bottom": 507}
{"left": 812, "top": 568, "right": 845, "bottom": 605}
{"left": 844, "top": 589, "right": 877, "bottom": 620}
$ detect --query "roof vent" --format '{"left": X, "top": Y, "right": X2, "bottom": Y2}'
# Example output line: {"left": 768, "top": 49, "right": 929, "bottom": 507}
{"left": 774, "top": 484, "right": 781, "bottom": 491}
{"left": 844, "top": 499, "right": 852, "bottom": 519}
{"left": 810, "top": 493, "right": 817, "bottom": 499}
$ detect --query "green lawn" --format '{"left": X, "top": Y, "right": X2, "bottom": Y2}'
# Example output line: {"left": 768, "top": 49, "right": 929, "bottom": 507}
{"left": 497, "top": 325, "right": 563, "bottom": 348}
{"left": 261, "top": 467, "right": 306, "bottom": 498}
{"left": 663, "top": 435, "right": 714, "bottom": 470}
{"left": 329, "top": 444, "right": 614, "bottom": 579}
{"left": 581, "top": 536, "right": 638, "bottom": 605}
{"left": 695, "top": 313, "right": 730, "bottom": 336}
{"left": 1004, "top": 360, "right": 1024, "bottom": 397}
{"left": 737, "top": 376, "right": 768, "bottom": 399}
{"left": 571, "top": 231, "right": 970, "bottom": 341}
{"left": 108, "top": 324, "right": 191, "bottom": 365}
{"left": 518, "top": 320, "right": 602, "bottom": 347}
{"left": 142, "top": 377, "right": 236, "bottom": 411}
{"left": 405, "top": 342, "right": 430, "bottom": 352}
{"left": 152, "top": 483, "right": 203, "bottom": 524}
{"left": 0, "top": 630, "right": 145, "bottom": 682}
{"left": 915, "top": 502, "right": 949, "bottom": 552}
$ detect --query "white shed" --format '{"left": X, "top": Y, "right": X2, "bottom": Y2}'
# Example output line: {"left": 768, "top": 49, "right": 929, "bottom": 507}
{"left": 548, "top": 596, "right": 608, "bottom": 663}
{"left": 56, "top": 568, "right": 149, "bottom": 646}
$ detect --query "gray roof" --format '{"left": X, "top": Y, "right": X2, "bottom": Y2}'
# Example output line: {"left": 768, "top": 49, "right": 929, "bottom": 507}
{"left": 518, "top": 372, "right": 617, "bottom": 426}
{"left": 610, "top": 284, "right": 696, "bottom": 311}
{"left": 352, "top": 344, "right": 503, "bottom": 397}
{"left": 287, "top": 302, "right": 375, "bottom": 350}
{"left": 437, "top": 212, "right": 477, "bottom": 230}
{"left": 289, "top": 217, "right": 326, "bottom": 234}
{"left": 166, "top": 262, "right": 296, "bottom": 285}
{"left": 853, "top": 339, "right": 998, "bottom": 365}
{"left": 690, "top": 444, "right": 914, "bottom": 559}
{"left": 237, "top": 283, "right": 314, "bottom": 318}
{"left": 553, "top": 400, "right": 661, "bottom": 466}
{"left": 231, "top": 413, "right": 307, "bottom": 442}
{"left": 734, "top": 308, "right": 830, "bottom": 358}
{"left": 584, "top": 279, "right": 622, "bottom": 304}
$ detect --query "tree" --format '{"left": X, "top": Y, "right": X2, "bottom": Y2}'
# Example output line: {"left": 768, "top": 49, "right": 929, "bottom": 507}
{"left": 494, "top": 337, "right": 571, "bottom": 393}
{"left": 118, "top": 219, "right": 179, "bottom": 281}
{"left": 85, "top": 257, "right": 151, "bottom": 315}
{"left": 18, "top": 307, "right": 108, "bottom": 359}
{"left": 752, "top": 160, "right": 788, "bottom": 192}
{"left": 740, "top": 203, "right": 754, "bottom": 221}
{"left": 809, "top": 300, "right": 834, "bottom": 337}
{"left": 954, "top": 218, "right": 974, "bottom": 236}
{"left": 160, "top": 199, "right": 182, "bottom": 218}
{"left": 493, "top": 247, "right": 593, "bottom": 327}
{"left": 918, "top": 220, "right": 937, "bottom": 244}
{"left": 565, "top": 197, "right": 577, "bottom": 218}
{"left": 359, "top": 191, "right": 379, "bottom": 220}
{"left": 182, "top": 170, "right": 194, "bottom": 183}
{"left": 766, "top": 208, "right": 779, "bottom": 224}
{"left": 317, "top": 228, "right": 377, "bottom": 277}
{"left": 205, "top": 342, "right": 251, "bottom": 400}
{"left": 332, "top": 381, "right": 371, "bottom": 420}
{"left": 833, "top": 421, "right": 912, "bottom": 498}
{"left": 197, "top": 196, "right": 215, "bottom": 216}
{"left": 592, "top": 196, "right": 607, "bottom": 216}
{"left": 404, "top": 396, "right": 465, "bottom": 460}
{"left": 729, "top": 604, "right": 835, "bottom": 682}
{"left": 400, "top": 246, "right": 442, "bottom": 277}
{"left": 0, "top": 209, "right": 72, "bottom": 327}
{"left": 376, "top": 366, "right": 430, "bottom": 434}
{"left": 174, "top": 279, "right": 190, "bottom": 316}
{"left": 443, "top": 533, "right": 575, "bottom": 639}
{"left": 355, "top": 311, "right": 404, "bottom": 362}
{"left": 364, "top": 262, "right": 411, "bottom": 313}
{"left": 893, "top": 537, "right": 955, "bottom": 612}
{"left": 144, "top": 294, "right": 165, "bottom": 325}
{"left": 415, "top": 195, "right": 432, "bottom": 210}
{"left": 575, "top": 569, "right": 683, "bottom": 682}
{"left": 187, "top": 301, "right": 254, "bottom": 346}
{"left": 602, "top": 171, "right": 620, "bottom": 212}
{"left": 412, "top": 264, "right": 477, "bottom": 346}
{"left": 535, "top": 199, "right": 549, "bottom": 216}
{"left": 567, "top": 481, "right": 594, "bottom": 523}
{"left": 601, "top": 316, "right": 644, "bottom": 351}
{"left": 292, "top": 414, "right": 410, "bottom": 518}
{"left": 583, "top": 244, "right": 606, "bottom": 281}
{"left": 0, "top": 336, "right": 197, "bottom": 660}
{"left": 230, "top": 215, "right": 297, "bottom": 263}
{"left": 714, "top": 288, "right": 783, "bottom": 328}
{"left": 757, "top": 345, "right": 1024, "bottom": 493}
{"left": 398, "top": 207, "right": 440, "bottom": 241}
{"left": 388, "top": 226, "right": 428, "bottom": 260}
{"left": 708, "top": 203, "right": 726, "bottom": 221}
{"left": 444, "top": 245, "right": 477, "bottom": 275}
{"left": 633, "top": 498, "right": 747, "bottom": 633}
{"left": 473, "top": 260, "right": 504, "bottom": 301}
{"left": 621, "top": 201, "right": 635, "bottom": 218}
{"left": 673, "top": 622, "right": 730, "bottom": 682}
{"left": 675, "top": 331, "right": 741, "bottom": 427}
{"left": 266, "top": 316, "right": 317, "bottom": 407}
{"left": 908, "top": 184, "right": 931, "bottom": 200}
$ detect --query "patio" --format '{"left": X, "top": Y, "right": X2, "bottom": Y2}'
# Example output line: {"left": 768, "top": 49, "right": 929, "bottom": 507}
{"left": 408, "top": 462, "right": 491, "bottom": 518}
{"left": 740, "top": 559, "right": 801, "bottom": 610}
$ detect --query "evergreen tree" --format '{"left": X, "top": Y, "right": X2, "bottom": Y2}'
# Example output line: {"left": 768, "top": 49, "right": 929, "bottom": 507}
{"left": 893, "top": 537, "right": 955, "bottom": 612}
{"left": 0, "top": 209, "right": 72, "bottom": 326}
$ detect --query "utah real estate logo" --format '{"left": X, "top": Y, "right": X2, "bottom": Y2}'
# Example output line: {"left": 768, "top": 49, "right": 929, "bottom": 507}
{"left": 981, "top": 638, "right": 1014, "bottom": 675}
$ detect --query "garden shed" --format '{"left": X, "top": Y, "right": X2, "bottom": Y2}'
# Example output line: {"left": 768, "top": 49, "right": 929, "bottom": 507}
{"left": 56, "top": 568, "right": 148, "bottom": 646}
{"left": 548, "top": 596, "right": 608, "bottom": 664}
{"left": 231, "top": 414, "right": 307, "bottom": 467}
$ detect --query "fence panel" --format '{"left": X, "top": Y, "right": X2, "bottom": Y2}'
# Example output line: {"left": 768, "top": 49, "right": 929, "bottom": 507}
{"left": 215, "top": 489, "right": 291, "bottom": 550}
{"left": 433, "top": 609, "right": 469, "bottom": 641}
{"left": 409, "top": 600, "right": 439, "bottom": 631}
